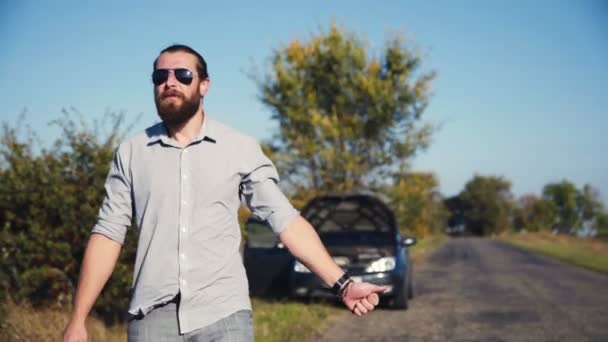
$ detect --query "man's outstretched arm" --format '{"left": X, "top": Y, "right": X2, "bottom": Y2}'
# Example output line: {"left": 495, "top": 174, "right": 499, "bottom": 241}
{"left": 63, "top": 233, "right": 122, "bottom": 342}
{"left": 279, "top": 215, "right": 387, "bottom": 316}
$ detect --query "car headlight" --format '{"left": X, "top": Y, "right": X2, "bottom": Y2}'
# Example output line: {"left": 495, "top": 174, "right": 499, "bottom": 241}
{"left": 365, "top": 257, "right": 396, "bottom": 273}
{"left": 294, "top": 260, "right": 311, "bottom": 273}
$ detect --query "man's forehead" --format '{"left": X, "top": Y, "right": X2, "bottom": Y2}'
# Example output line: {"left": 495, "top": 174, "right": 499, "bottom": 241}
{"left": 156, "top": 51, "right": 198, "bottom": 69}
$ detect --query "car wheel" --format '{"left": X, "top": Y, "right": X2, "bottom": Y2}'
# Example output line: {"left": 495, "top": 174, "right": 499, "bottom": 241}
{"left": 391, "top": 278, "right": 409, "bottom": 310}
{"left": 408, "top": 279, "right": 414, "bottom": 299}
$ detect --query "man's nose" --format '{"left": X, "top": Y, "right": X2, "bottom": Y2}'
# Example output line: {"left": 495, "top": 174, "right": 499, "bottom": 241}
{"left": 164, "top": 70, "right": 179, "bottom": 87}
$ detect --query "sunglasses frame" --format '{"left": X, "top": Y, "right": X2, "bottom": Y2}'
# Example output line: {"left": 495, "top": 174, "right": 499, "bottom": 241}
{"left": 152, "top": 68, "right": 197, "bottom": 86}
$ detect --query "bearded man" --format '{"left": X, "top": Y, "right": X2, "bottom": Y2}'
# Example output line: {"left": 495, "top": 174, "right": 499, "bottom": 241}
{"left": 63, "top": 44, "right": 386, "bottom": 342}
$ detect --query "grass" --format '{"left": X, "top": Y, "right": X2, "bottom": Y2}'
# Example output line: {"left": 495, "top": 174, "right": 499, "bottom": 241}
{"left": 252, "top": 298, "right": 342, "bottom": 342}
{"left": 1, "top": 300, "right": 126, "bottom": 342}
{"left": 1, "top": 298, "right": 339, "bottom": 342}
{"left": 498, "top": 231, "right": 608, "bottom": 274}
{"left": 410, "top": 234, "right": 447, "bottom": 264}
{"left": 2, "top": 234, "right": 446, "bottom": 341}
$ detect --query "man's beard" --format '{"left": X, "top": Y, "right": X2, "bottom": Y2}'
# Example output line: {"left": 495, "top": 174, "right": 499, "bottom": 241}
{"left": 155, "top": 89, "right": 201, "bottom": 126}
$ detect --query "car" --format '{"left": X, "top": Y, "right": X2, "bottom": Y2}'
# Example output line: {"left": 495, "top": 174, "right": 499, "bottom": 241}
{"left": 243, "top": 193, "right": 417, "bottom": 309}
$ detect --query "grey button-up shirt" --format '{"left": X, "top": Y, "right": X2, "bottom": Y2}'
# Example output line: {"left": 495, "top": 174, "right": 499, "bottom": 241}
{"left": 91, "top": 117, "right": 298, "bottom": 333}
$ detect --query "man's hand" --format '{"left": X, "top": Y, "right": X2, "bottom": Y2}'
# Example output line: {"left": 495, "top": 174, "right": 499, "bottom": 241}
{"left": 62, "top": 234, "right": 121, "bottom": 342}
{"left": 342, "top": 282, "right": 387, "bottom": 316}
{"left": 277, "top": 218, "right": 387, "bottom": 316}
{"left": 63, "top": 320, "right": 87, "bottom": 342}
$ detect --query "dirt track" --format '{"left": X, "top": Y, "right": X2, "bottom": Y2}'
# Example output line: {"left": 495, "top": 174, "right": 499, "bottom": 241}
{"left": 313, "top": 237, "right": 608, "bottom": 341}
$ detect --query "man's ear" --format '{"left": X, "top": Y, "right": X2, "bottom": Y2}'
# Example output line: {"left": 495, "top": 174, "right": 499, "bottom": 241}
{"left": 199, "top": 79, "right": 210, "bottom": 97}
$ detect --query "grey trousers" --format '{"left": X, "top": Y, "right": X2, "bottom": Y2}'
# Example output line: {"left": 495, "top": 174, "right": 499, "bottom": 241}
{"left": 127, "top": 302, "right": 254, "bottom": 342}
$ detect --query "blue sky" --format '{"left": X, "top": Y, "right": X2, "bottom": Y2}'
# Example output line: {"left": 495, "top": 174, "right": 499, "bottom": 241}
{"left": 1, "top": 0, "right": 607, "bottom": 203}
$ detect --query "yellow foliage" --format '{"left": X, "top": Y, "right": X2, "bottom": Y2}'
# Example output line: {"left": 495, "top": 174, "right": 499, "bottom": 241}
{"left": 386, "top": 172, "right": 448, "bottom": 238}
{"left": 256, "top": 21, "right": 435, "bottom": 197}
{"left": 285, "top": 40, "right": 304, "bottom": 63}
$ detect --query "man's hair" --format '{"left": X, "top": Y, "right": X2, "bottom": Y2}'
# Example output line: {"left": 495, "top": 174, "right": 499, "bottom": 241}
{"left": 154, "top": 44, "right": 209, "bottom": 80}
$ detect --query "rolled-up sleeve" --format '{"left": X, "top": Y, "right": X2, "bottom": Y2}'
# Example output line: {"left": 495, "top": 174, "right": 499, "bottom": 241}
{"left": 91, "top": 145, "right": 132, "bottom": 244}
{"left": 240, "top": 140, "right": 298, "bottom": 235}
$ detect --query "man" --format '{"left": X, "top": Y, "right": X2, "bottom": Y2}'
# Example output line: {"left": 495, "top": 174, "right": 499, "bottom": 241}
{"left": 63, "top": 44, "right": 386, "bottom": 342}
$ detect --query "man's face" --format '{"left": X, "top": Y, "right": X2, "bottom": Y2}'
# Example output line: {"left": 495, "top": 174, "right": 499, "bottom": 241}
{"left": 153, "top": 51, "right": 210, "bottom": 126}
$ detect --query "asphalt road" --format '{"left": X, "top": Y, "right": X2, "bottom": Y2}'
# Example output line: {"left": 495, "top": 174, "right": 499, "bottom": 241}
{"left": 313, "top": 237, "right": 608, "bottom": 342}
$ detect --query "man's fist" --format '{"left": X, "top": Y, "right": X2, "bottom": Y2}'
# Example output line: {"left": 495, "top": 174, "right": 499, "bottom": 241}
{"left": 342, "top": 282, "right": 387, "bottom": 316}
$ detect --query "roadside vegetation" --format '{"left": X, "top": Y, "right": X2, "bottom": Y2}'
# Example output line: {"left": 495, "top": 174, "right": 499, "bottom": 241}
{"left": 444, "top": 175, "right": 608, "bottom": 238}
{"left": 2, "top": 300, "right": 124, "bottom": 342}
{"left": 251, "top": 298, "right": 342, "bottom": 342}
{"left": 2, "top": 297, "right": 340, "bottom": 342}
{"left": 498, "top": 232, "right": 608, "bottom": 274}
{"left": 444, "top": 174, "right": 608, "bottom": 275}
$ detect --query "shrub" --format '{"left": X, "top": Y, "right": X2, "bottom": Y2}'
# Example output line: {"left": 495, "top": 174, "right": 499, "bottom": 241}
{"left": 0, "top": 110, "right": 139, "bottom": 324}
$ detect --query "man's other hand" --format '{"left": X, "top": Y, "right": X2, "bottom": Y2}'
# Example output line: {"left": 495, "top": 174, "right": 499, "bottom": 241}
{"left": 342, "top": 282, "right": 388, "bottom": 316}
{"left": 63, "top": 320, "right": 87, "bottom": 342}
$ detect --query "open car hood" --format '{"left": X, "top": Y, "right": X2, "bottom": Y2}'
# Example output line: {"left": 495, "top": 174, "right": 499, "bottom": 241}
{"left": 301, "top": 194, "right": 398, "bottom": 234}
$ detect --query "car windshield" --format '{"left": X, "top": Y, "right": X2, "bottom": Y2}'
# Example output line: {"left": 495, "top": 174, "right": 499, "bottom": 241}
{"left": 246, "top": 219, "right": 279, "bottom": 248}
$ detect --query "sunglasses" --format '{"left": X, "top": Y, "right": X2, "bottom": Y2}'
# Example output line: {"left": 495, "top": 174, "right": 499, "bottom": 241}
{"left": 152, "top": 68, "right": 197, "bottom": 86}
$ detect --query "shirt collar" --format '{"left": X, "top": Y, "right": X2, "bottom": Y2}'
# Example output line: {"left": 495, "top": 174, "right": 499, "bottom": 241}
{"left": 146, "top": 114, "right": 217, "bottom": 147}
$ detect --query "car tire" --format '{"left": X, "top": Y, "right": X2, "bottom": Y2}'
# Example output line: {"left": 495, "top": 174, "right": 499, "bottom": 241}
{"left": 391, "top": 278, "right": 409, "bottom": 310}
{"left": 408, "top": 279, "right": 414, "bottom": 299}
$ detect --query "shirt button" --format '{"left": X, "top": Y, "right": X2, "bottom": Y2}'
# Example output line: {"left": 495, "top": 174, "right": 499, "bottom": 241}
{"left": 180, "top": 279, "right": 187, "bottom": 286}
{"left": 180, "top": 253, "right": 186, "bottom": 260}
{"left": 182, "top": 200, "right": 188, "bottom": 205}
{"left": 181, "top": 226, "right": 187, "bottom": 233}
{"left": 182, "top": 174, "right": 188, "bottom": 180}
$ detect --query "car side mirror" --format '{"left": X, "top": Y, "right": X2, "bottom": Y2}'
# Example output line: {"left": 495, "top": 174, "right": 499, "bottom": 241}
{"left": 402, "top": 237, "right": 417, "bottom": 247}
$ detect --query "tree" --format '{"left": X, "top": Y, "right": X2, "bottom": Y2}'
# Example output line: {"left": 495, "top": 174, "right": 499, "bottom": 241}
{"left": 542, "top": 180, "right": 580, "bottom": 232}
{"left": 595, "top": 212, "right": 608, "bottom": 235}
{"left": 512, "top": 194, "right": 555, "bottom": 232}
{"left": 254, "top": 23, "right": 435, "bottom": 194}
{"left": 577, "top": 184, "right": 604, "bottom": 222}
{"left": 383, "top": 171, "right": 448, "bottom": 237}
{"left": 459, "top": 175, "right": 513, "bottom": 236}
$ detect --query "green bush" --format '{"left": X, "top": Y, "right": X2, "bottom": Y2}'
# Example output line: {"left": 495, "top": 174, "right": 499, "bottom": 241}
{"left": 0, "top": 110, "right": 138, "bottom": 324}
{"left": 17, "top": 266, "right": 73, "bottom": 306}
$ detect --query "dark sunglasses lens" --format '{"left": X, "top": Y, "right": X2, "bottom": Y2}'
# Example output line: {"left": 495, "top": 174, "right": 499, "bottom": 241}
{"left": 152, "top": 70, "right": 169, "bottom": 85}
{"left": 174, "top": 69, "right": 194, "bottom": 85}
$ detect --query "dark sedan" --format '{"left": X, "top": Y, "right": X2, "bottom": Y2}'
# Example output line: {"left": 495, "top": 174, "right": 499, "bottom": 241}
{"left": 243, "top": 193, "right": 417, "bottom": 309}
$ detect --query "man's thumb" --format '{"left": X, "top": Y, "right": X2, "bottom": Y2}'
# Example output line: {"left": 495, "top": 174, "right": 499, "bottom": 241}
{"left": 371, "top": 285, "right": 389, "bottom": 294}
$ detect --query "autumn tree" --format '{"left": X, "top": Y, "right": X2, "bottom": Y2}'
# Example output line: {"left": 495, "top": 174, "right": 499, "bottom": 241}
{"left": 383, "top": 171, "right": 448, "bottom": 237}
{"left": 254, "top": 23, "right": 435, "bottom": 196}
